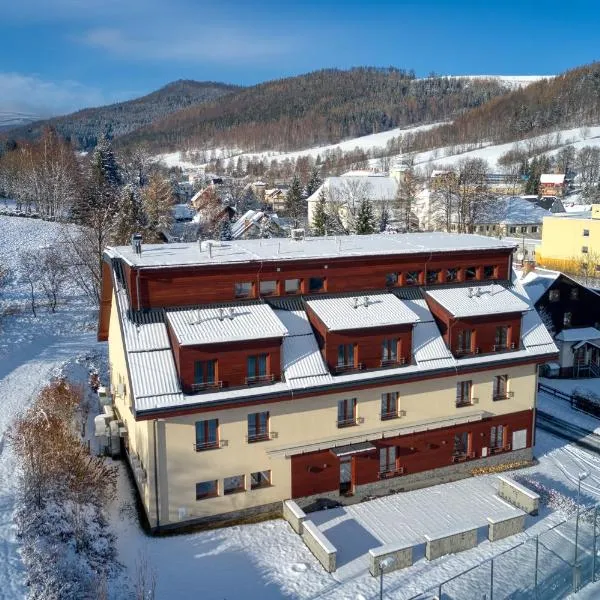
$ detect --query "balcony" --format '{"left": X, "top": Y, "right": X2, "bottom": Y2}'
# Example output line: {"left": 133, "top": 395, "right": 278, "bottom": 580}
{"left": 193, "top": 439, "right": 228, "bottom": 452}
{"left": 492, "top": 342, "right": 516, "bottom": 352}
{"left": 245, "top": 374, "right": 275, "bottom": 386}
{"left": 336, "top": 416, "right": 364, "bottom": 428}
{"left": 378, "top": 466, "right": 405, "bottom": 479}
{"left": 380, "top": 357, "right": 407, "bottom": 368}
{"left": 493, "top": 391, "right": 514, "bottom": 401}
{"left": 190, "top": 381, "right": 223, "bottom": 393}
{"left": 246, "top": 431, "right": 278, "bottom": 443}
{"left": 334, "top": 362, "right": 364, "bottom": 374}
{"left": 452, "top": 452, "right": 475, "bottom": 463}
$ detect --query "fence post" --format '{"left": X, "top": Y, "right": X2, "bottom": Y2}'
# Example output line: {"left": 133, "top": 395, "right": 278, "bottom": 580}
{"left": 594, "top": 506, "right": 598, "bottom": 583}
{"left": 490, "top": 558, "right": 494, "bottom": 600}
{"left": 534, "top": 535, "right": 539, "bottom": 598}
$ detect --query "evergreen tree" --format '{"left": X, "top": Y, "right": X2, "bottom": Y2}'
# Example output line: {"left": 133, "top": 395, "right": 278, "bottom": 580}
{"left": 113, "top": 184, "right": 144, "bottom": 245}
{"left": 142, "top": 173, "right": 174, "bottom": 242}
{"left": 305, "top": 167, "right": 323, "bottom": 197}
{"left": 355, "top": 198, "right": 376, "bottom": 234}
{"left": 219, "top": 218, "right": 233, "bottom": 241}
{"left": 284, "top": 175, "right": 305, "bottom": 228}
{"left": 91, "top": 134, "right": 121, "bottom": 189}
{"left": 311, "top": 188, "right": 329, "bottom": 236}
{"left": 378, "top": 205, "right": 391, "bottom": 232}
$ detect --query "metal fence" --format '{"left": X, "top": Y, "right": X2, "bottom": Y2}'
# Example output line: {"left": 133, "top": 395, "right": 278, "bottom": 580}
{"left": 405, "top": 505, "right": 600, "bottom": 600}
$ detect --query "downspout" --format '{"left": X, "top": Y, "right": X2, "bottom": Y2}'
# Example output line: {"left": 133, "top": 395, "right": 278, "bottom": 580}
{"left": 153, "top": 419, "right": 160, "bottom": 531}
{"left": 136, "top": 269, "right": 142, "bottom": 311}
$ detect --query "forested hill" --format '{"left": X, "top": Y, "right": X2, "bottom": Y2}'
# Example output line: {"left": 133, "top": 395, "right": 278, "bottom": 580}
{"left": 115, "top": 68, "right": 511, "bottom": 153}
{"left": 411, "top": 63, "right": 600, "bottom": 151}
{"left": 3, "top": 80, "right": 240, "bottom": 150}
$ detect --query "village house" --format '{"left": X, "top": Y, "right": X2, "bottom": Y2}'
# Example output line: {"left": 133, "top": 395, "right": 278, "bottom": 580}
{"left": 263, "top": 187, "right": 288, "bottom": 213}
{"left": 98, "top": 232, "right": 556, "bottom": 531}
{"left": 539, "top": 173, "right": 567, "bottom": 198}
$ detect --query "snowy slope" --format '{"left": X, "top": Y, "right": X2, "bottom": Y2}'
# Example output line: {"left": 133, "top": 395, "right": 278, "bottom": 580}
{"left": 446, "top": 75, "right": 552, "bottom": 89}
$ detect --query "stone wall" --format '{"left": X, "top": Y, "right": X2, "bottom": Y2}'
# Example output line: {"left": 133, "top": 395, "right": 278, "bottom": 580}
{"left": 497, "top": 476, "right": 540, "bottom": 515}
{"left": 369, "top": 543, "right": 414, "bottom": 576}
{"left": 282, "top": 499, "right": 306, "bottom": 534}
{"left": 301, "top": 520, "right": 337, "bottom": 572}
{"left": 425, "top": 527, "right": 478, "bottom": 560}
{"left": 487, "top": 514, "right": 526, "bottom": 541}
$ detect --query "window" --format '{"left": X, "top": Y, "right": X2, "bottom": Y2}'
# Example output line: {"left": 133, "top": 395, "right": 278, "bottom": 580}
{"left": 570, "top": 288, "right": 579, "bottom": 300}
{"left": 427, "top": 269, "right": 441, "bottom": 285}
{"left": 337, "top": 343, "right": 355, "bottom": 369}
{"left": 509, "top": 227, "right": 517, "bottom": 234}
{"left": 379, "top": 447, "right": 397, "bottom": 474}
{"left": 196, "top": 480, "right": 218, "bottom": 500}
{"left": 285, "top": 279, "right": 300, "bottom": 294}
{"left": 495, "top": 326, "right": 509, "bottom": 349}
{"left": 563, "top": 312, "right": 572, "bottom": 327}
{"left": 308, "top": 277, "right": 325, "bottom": 293}
{"left": 337, "top": 398, "right": 357, "bottom": 427}
{"left": 520, "top": 226, "right": 527, "bottom": 233}
{"left": 381, "top": 392, "right": 399, "bottom": 420}
{"left": 483, "top": 265, "right": 496, "bottom": 279}
{"left": 195, "top": 419, "right": 219, "bottom": 451}
{"left": 456, "top": 329, "right": 473, "bottom": 354}
{"left": 584, "top": 229, "right": 590, "bottom": 237}
{"left": 456, "top": 381, "right": 472, "bottom": 407}
{"left": 193, "top": 360, "right": 217, "bottom": 390}
{"left": 259, "top": 280, "right": 277, "bottom": 296}
{"left": 493, "top": 375, "right": 509, "bottom": 400}
{"left": 247, "top": 354, "right": 269, "bottom": 383}
{"left": 453, "top": 432, "right": 469, "bottom": 456}
{"left": 385, "top": 272, "right": 399, "bottom": 287}
{"left": 465, "top": 266, "right": 477, "bottom": 280}
{"left": 531, "top": 226, "right": 539, "bottom": 233}
{"left": 490, "top": 425, "right": 505, "bottom": 450}
{"left": 224, "top": 475, "right": 245, "bottom": 495}
{"left": 250, "top": 470, "right": 271, "bottom": 489}
{"left": 235, "top": 282, "right": 253, "bottom": 298}
{"left": 549, "top": 289, "right": 560, "bottom": 302}
{"left": 381, "top": 338, "right": 399, "bottom": 364}
{"left": 247, "top": 411, "right": 269, "bottom": 442}
{"left": 406, "top": 271, "right": 420, "bottom": 285}
{"left": 582, "top": 246, "right": 589, "bottom": 254}
{"left": 446, "top": 267, "right": 459, "bottom": 282}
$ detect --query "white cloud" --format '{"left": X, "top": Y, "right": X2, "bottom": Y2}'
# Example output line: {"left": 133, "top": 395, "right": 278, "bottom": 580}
{"left": 79, "top": 26, "right": 295, "bottom": 64}
{"left": 0, "top": 73, "right": 126, "bottom": 119}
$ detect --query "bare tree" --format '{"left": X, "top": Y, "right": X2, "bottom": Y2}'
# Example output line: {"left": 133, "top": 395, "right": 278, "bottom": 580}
{"left": 19, "top": 250, "right": 39, "bottom": 317}
{"left": 395, "top": 168, "right": 420, "bottom": 232}
{"left": 38, "top": 245, "right": 68, "bottom": 312}
{"left": 328, "top": 178, "right": 372, "bottom": 233}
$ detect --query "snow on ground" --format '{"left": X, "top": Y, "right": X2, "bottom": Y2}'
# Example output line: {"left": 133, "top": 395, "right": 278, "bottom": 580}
{"left": 444, "top": 75, "right": 553, "bottom": 89}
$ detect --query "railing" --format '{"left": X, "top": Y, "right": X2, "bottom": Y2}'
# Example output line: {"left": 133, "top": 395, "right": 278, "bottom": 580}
{"left": 455, "top": 347, "right": 479, "bottom": 357}
{"left": 246, "top": 430, "right": 278, "bottom": 443}
{"left": 334, "top": 362, "right": 364, "bottom": 374}
{"left": 493, "top": 342, "right": 516, "bottom": 352}
{"left": 456, "top": 397, "right": 477, "bottom": 408}
{"left": 193, "top": 439, "right": 228, "bottom": 452}
{"left": 381, "top": 410, "right": 399, "bottom": 421}
{"left": 245, "top": 374, "right": 275, "bottom": 385}
{"left": 190, "top": 380, "right": 223, "bottom": 392}
{"left": 452, "top": 451, "right": 475, "bottom": 463}
{"left": 493, "top": 391, "right": 515, "bottom": 401}
{"left": 380, "top": 357, "right": 406, "bottom": 367}
{"left": 336, "top": 416, "right": 364, "bottom": 428}
{"left": 379, "top": 466, "right": 405, "bottom": 479}
{"left": 489, "top": 444, "right": 511, "bottom": 455}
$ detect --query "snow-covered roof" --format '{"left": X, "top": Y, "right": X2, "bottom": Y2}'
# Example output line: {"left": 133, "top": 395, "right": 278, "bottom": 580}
{"left": 231, "top": 209, "right": 264, "bottom": 238}
{"left": 107, "top": 232, "right": 517, "bottom": 268}
{"left": 426, "top": 283, "right": 530, "bottom": 318}
{"left": 540, "top": 174, "right": 566, "bottom": 184}
{"left": 307, "top": 293, "right": 419, "bottom": 331}
{"left": 520, "top": 269, "right": 560, "bottom": 304}
{"left": 306, "top": 175, "right": 399, "bottom": 206}
{"left": 282, "top": 335, "right": 334, "bottom": 389}
{"left": 166, "top": 304, "right": 288, "bottom": 346}
{"left": 555, "top": 327, "right": 600, "bottom": 342}
{"left": 478, "top": 197, "right": 550, "bottom": 225}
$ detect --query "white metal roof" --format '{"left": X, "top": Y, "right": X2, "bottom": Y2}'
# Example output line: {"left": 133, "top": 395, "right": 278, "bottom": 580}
{"left": 118, "top": 294, "right": 171, "bottom": 352}
{"left": 306, "top": 294, "right": 419, "bottom": 331}
{"left": 555, "top": 327, "right": 600, "bottom": 342}
{"left": 413, "top": 322, "right": 456, "bottom": 367}
{"left": 520, "top": 269, "right": 559, "bottom": 304}
{"left": 166, "top": 303, "right": 288, "bottom": 346}
{"left": 107, "top": 232, "right": 516, "bottom": 268}
{"left": 128, "top": 350, "right": 181, "bottom": 398}
{"left": 273, "top": 309, "right": 314, "bottom": 336}
{"left": 282, "top": 335, "right": 333, "bottom": 386}
{"left": 521, "top": 310, "right": 556, "bottom": 350}
{"left": 426, "top": 283, "right": 530, "bottom": 318}
{"left": 479, "top": 197, "right": 550, "bottom": 225}
{"left": 540, "top": 174, "right": 565, "bottom": 184}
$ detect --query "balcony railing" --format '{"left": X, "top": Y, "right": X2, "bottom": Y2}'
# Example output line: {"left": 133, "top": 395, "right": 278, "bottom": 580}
{"left": 380, "top": 357, "right": 407, "bottom": 368}
{"left": 334, "top": 362, "right": 364, "bottom": 374}
{"left": 452, "top": 451, "right": 475, "bottom": 463}
{"left": 380, "top": 410, "right": 399, "bottom": 421}
{"left": 493, "top": 342, "right": 516, "bottom": 352}
{"left": 336, "top": 416, "right": 364, "bottom": 428}
{"left": 190, "top": 381, "right": 223, "bottom": 393}
{"left": 245, "top": 374, "right": 275, "bottom": 385}
{"left": 379, "top": 466, "right": 405, "bottom": 479}
{"left": 455, "top": 347, "right": 479, "bottom": 357}
{"left": 246, "top": 431, "right": 278, "bottom": 443}
{"left": 493, "top": 391, "right": 514, "bottom": 401}
{"left": 489, "top": 444, "right": 511, "bottom": 455}
{"left": 456, "top": 397, "right": 477, "bottom": 408}
{"left": 193, "top": 439, "right": 228, "bottom": 452}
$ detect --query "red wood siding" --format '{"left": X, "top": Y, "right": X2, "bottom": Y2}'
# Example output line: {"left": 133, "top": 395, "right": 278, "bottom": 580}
{"left": 290, "top": 409, "right": 533, "bottom": 498}
{"left": 97, "top": 261, "right": 114, "bottom": 341}
{"left": 126, "top": 249, "right": 512, "bottom": 310}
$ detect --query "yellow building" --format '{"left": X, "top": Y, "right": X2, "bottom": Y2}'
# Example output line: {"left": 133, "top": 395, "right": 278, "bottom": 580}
{"left": 537, "top": 205, "right": 600, "bottom": 274}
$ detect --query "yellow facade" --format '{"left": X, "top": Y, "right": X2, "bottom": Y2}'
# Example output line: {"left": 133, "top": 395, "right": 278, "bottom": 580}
{"left": 537, "top": 208, "right": 600, "bottom": 273}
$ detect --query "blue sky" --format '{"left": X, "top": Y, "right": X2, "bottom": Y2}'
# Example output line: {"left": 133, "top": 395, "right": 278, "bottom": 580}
{"left": 1, "top": 0, "right": 599, "bottom": 118}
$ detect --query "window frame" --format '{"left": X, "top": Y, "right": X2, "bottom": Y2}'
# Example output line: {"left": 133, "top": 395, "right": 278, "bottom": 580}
{"left": 337, "top": 397, "right": 357, "bottom": 428}
{"left": 246, "top": 353, "right": 269, "bottom": 384}
{"left": 234, "top": 281, "right": 254, "bottom": 298}
{"left": 193, "top": 359, "right": 217, "bottom": 389}
{"left": 259, "top": 280, "right": 277, "bottom": 296}
{"left": 385, "top": 272, "right": 399, "bottom": 287}
{"left": 446, "top": 267, "right": 459, "bottom": 282}
{"left": 284, "top": 278, "right": 301, "bottom": 294}
{"left": 196, "top": 480, "right": 218, "bottom": 500}
{"left": 494, "top": 325, "right": 509, "bottom": 350}
{"left": 308, "top": 277, "right": 325, "bottom": 293}
{"left": 379, "top": 446, "right": 398, "bottom": 474}
{"left": 405, "top": 270, "right": 420, "bottom": 285}
{"left": 493, "top": 375, "right": 509, "bottom": 401}
{"left": 194, "top": 418, "right": 219, "bottom": 451}
{"left": 247, "top": 411, "right": 270, "bottom": 442}
{"left": 464, "top": 266, "right": 477, "bottom": 281}
{"left": 224, "top": 474, "right": 246, "bottom": 495}
{"left": 456, "top": 380, "right": 473, "bottom": 407}
{"left": 549, "top": 289, "right": 560, "bottom": 302}
{"left": 337, "top": 343, "right": 356, "bottom": 369}
{"left": 456, "top": 329, "right": 473, "bottom": 355}
{"left": 250, "top": 470, "right": 272, "bottom": 490}
{"left": 381, "top": 392, "right": 399, "bottom": 420}
{"left": 381, "top": 338, "right": 399, "bottom": 365}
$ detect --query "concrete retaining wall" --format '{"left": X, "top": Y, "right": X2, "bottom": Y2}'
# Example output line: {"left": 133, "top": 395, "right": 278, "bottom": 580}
{"left": 369, "top": 543, "right": 414, "bottom": 576}
{"left": 283, "top": 499, "right": 306, "bottom": 534}
{"left": 301, "top": 520, "right": 337, "bottom": 572}
{"left": 425, "top": 527, "right": 478, "bottom": 560}
{"left": 487, "top": 514, "right": 526, "bottom": 541}
{"left": 497, "top": 476, "right": 540, "bottom": 515}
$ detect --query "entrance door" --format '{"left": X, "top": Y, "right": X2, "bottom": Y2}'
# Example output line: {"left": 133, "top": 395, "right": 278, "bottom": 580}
{"left": 339, "top": 457, "right": 353, "bottom": 495}
{"left": 512, "top": 429, "right": 527, "bottom": 450}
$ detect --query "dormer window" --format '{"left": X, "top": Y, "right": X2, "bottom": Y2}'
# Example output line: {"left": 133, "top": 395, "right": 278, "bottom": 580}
{"left": 483, "top": 265, "right": 496, "bottom": 279}
{"left": 494, "top": 326, "right": 509, "bottom": 350}
{"left": 406, "top": 271, "right": 419, "bottom": 285}
{"left": 235, "top": 282, "right": 253, "bottom": 298}
{"left": 285, "top": 279, "right": 300, "bottom": 294}
{"left": 246, "top": 354, "right": 269, "bottom": 384}
{"left": 386, "top": 272, "right": 399, "bottom": 287}
{"left": 465, "top": 267, "right": 477, "bottom": 281}
{"left": 337, "top": 344, "right": 356, "bottom": 370}
{"left": 446, "top": 268, "right": 458, "bottom": 282}
{"left": 427, "top": 269, "right": 441, "bottom": 285}
{"left": 381, "top": 338, "right": 399, "bottom": 365}
{"left": 259, "top": 280, "right": 277, "bottom": 296}
{"left": 309, "top": 277, "right": 325, "bottom": 293}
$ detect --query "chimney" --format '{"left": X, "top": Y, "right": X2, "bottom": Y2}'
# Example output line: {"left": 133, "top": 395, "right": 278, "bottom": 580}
{"left": 363, "top": 296, "right": 369, "bottom": 307}
{"left": 218, "top": 308, "right": 224, "bottom": 321}
{"left": 468, "top": 287, "right": 473, "bottom": 298}
{"left": 131, "top": 233, "right": 143, "bottom": 255}
{"left": 353, "top": 297, "right": 359, "bottom": 309}
{"left": 475, "top": 288, "right": 482, "bottom": 298}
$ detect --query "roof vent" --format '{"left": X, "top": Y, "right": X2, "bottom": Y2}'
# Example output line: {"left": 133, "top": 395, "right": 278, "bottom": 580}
{"left": 228, "top": 307, "right": 235, "bottom": 320}
{"left": 474, "top": 288, "right": 482, "bottom": 298}
{"left": 218, "top": 308, "right": 225, "bottom": 321}
{"left": 363, "top": 296, "right": 369, "bottom": 307}
{"left": 131, "top": 233, "right": 142, "bottom": 255}
{"left": 467, "top": 287, "right": 473, "bottom": 298}
{"left": 291, "top": 228, "right": 305, "bottom": 241}
{"left": 353, "top": 297, "right": 359, "bottom": 309}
